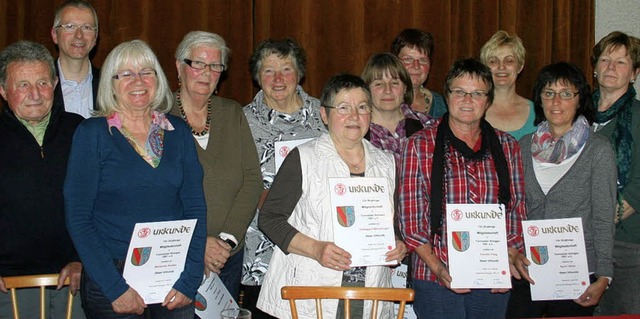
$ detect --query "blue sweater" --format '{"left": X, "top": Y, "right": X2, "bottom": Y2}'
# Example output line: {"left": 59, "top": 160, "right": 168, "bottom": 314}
{"left": 64, "top": 114, "right": 206, "bottom": 302}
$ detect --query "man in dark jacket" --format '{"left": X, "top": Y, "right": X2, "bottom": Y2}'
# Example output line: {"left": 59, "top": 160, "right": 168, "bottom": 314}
{"left": 0, "top": 40, "right": 86, "bottom": 318}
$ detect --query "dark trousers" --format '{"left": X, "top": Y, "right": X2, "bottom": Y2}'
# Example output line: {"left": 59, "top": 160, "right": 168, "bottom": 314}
{"left": 240, "top": 285, "right": 277, "bottom": 319}
{"left": 219, "top": 250, "right": 244, "bottom": 302}
{"left": 80, "top": 261, "right": 195, "bottom": 319}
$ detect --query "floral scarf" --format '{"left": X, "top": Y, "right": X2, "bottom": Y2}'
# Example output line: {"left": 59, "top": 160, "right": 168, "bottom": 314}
{"left": 531, "top": 115, "right": 590, "bottom": 164}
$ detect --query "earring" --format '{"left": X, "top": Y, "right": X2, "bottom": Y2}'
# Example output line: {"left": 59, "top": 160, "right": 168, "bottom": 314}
{"left": 632, "top": 80, "right": 636, "bottom": 84}
{"left": 593, "top": 72, "right": 597, "bottom": 78}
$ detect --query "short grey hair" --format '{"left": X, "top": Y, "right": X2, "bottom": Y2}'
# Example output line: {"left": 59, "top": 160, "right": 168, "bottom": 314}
{"left": 175, "top": 31, "right": 230, "bottom": 69}
{"left": 0, "top": 41, "right": 56, "bottom": 88}
{"left": 53, "top": 0, "right": 99, "bottom": 30}
{"left": 249, "top": 38, "right": 306, "bottom": 83}
{"left": 95, "top": 40, "right": 172, "bottom": 117}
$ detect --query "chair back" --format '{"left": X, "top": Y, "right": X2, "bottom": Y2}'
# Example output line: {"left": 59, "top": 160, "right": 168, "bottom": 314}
{"left": 281, "top": 286, "right": 414, "bottom": 319}
{"left": 3, "top": 274, "right": 73, "bottom": 319}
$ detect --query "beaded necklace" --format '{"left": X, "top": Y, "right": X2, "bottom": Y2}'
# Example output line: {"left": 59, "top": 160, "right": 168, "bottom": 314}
{"left": 176, "top": 90, "right": 212, "bottom": 136}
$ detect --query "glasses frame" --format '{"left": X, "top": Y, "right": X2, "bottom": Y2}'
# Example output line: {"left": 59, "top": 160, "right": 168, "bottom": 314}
{"left": 447, "top": 89, "right": 489, "bottom": 100}
{"left": 540, "top": 90, "right": 579, "bottom": 100}
{"left": 324, "top": 104, "right": 372, "bottom": 115}
{"left": 112, "top": 70, "right": 157, "bottom": 81}
{"left": 54, "top": 23, "right": 97, "bottom": 33}
{"left": 400, "top": 56, "right": 430, "bottom": 66}
{"left": 183, "top": 59, "right": 225, "bottom": 73}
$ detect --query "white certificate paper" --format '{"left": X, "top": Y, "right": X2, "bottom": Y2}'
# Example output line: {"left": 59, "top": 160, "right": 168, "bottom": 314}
{"left": 123, "top": 219, "right": 197, "bottom": 304}
{"left": 274, "top": 138, "right": 313, "bottom": 173}
{"left": 329, "top": 177, "right": 396, "bottom": 267}
{"left": 446, "top": 203, "right": 511, "bottom": 289}
{"left": 522, "top": 218, "right": 590, "bottom": 300}
{"left": 194, "top": 274, "right": 238, "bottom": 319}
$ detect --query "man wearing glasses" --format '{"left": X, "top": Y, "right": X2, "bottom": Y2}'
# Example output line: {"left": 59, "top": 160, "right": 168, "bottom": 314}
{"left": 51, "top": 0, "right": 99, "bottom": 119}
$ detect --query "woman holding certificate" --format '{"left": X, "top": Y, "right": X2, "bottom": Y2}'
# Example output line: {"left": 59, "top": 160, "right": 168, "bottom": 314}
{"left": 506, "top": 62, "right": 616, "bottom": 318}
{"left": 256, "top": 74, "right": 407, "bottom": 318}
{"left": 241, "top": 38, "right": 327, "bottom": 318}
{"left": 397, "top": 58, "right": 528, "bottom": 319}
{"left": 64, "top": 40, "right": 206, "bottom": 318}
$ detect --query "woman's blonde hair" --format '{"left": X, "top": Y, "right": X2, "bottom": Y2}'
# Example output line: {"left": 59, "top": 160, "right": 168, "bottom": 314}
{"left": 480, "top": 30, "right": 526, "bottom": 68}
{"left": 95, "top": 40, "right": 173, "bottom": 117}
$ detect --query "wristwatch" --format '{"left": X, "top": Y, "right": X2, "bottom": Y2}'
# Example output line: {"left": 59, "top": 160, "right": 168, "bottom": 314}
{"left": 218, "top": 232, "right": 238, "bottom": 250}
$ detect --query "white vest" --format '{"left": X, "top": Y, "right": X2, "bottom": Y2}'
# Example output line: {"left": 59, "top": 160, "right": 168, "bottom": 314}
{"left": 257, "top": 133, "right": 397, "bottom": 319}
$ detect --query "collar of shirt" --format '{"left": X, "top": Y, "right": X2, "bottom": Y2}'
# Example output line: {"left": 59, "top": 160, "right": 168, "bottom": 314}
{"left": 57, "top": 59, "right": 93, "bottom": 85}
{"left": 17, "top": 112, "right": 51, "bottom": 146}
{"left": 107, "top": 111, "right": 175, "bottom": 134}
{"left": 249, "top": 85, "right": 317, "bottom": 126}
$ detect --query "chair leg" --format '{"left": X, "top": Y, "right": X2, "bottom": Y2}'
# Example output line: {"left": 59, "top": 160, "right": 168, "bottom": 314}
{"left": 315, "top": 299, "right": 323, "bottom": 319}
{"left": 396, "top": 301, "right": 406, "bottom": 319}
{"left": 66, "top": 289, "right": 74, "bottom": 319}
{"left": 40, "top": 286, "right": 46, "bottom": 319}
{"left": 370, "top": 300, "right": 378, "bottom": 319}
{"left": 10, "top": 289, "right": 19, "bottom": 319}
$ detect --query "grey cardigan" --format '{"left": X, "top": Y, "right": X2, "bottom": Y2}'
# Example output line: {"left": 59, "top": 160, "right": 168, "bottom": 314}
{"left": 520, "top": 132, "right": 616, "bottom": 277}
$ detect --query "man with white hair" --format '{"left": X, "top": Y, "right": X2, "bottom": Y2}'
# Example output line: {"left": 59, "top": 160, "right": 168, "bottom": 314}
{"left": 0, "top": 40, "right": 86, "bottom": 318}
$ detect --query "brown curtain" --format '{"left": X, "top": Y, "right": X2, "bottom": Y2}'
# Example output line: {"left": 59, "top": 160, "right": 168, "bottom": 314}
{"left": 1, "top": 0, "right": 594, "bottom": 105}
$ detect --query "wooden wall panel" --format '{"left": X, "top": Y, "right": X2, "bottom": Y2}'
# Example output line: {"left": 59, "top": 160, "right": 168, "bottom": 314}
{"left": 1, "top": 0, "right": 594, "bottom": 106}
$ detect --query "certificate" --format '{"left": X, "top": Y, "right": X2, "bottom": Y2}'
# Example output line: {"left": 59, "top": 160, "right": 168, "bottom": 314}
{"left": 194, "top": 274, "right": 238, "bottom": 319}
{"left": 329, "top": 177, "right": 396, "bottom": 267}
{"left": 274, "top": 138, "right": 314, "bottom": 173}
{"left": 446, "top": 203, "right": 511, "bottom": 289}
{"left": 522, "top": 218, "right": 590, "bottom": 300}
{"left": 123, "top": 219, "right": 197, "bottom": 304}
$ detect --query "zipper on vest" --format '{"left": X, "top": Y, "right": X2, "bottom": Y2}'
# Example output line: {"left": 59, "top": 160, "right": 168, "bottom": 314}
{"left": 40, "top": 146, "right": 44, "bottom": 158}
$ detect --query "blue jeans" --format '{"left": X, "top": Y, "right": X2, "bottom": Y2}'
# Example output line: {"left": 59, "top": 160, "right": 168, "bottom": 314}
{"left": 81, "top": 265, "right": 194, "bottom": 319}
{"left": 219, "top": 250, "right": 244, "bottom": 302}
{"left": 413, "top": 279, "right": 510, "bottom": 319}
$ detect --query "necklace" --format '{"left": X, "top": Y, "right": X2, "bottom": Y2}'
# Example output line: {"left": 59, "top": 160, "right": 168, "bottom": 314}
{"left": 339, "top": 151, "right": 365, "bottom": 171}
{"left": 177, "top": 90, "right": 212, "bottom": 136}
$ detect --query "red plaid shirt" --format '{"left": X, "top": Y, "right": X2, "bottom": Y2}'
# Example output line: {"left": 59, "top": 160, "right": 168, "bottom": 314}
{"left": 397, "top": 118, "right": 526, "bottom": 283}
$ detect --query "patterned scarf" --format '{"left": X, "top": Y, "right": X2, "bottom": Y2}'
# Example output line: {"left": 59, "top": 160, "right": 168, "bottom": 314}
{"left": 531, "top": 116, "right": 590, "bottom": 164}
{"left": 593, "top": 86, "right": 636, "bottom": 190}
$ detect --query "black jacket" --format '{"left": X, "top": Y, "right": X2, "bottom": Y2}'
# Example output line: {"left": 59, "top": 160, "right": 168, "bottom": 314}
{"left": 0, "top": 100, "right": 84, "bottom": 276}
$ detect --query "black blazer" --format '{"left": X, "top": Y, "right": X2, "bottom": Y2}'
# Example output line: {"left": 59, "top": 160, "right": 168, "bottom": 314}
{"left": 53, "top": 62, "right": 100, "bottom": 115}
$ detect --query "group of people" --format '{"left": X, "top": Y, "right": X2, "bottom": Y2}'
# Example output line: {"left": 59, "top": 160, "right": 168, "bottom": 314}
{"left": 1, "top": 1, "right": 639, "bottom": 319}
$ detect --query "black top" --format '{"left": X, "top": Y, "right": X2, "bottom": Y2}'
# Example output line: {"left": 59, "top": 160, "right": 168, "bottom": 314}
{"left": 0, "top": 100, "right": 84, "bottom": 276}
{"left": 258, "top": 148, "right": 303, "bottom": 253}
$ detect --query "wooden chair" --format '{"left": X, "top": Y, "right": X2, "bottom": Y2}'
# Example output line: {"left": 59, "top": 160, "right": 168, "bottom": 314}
{"left": 281, "top": 286, "right": 415, "bottom": 319}
{"left": 3, "top": 274, "right": 73, "bottom": 319}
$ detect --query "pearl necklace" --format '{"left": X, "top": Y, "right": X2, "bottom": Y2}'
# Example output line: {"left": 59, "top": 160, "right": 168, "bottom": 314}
{"left": 176, "top": 90, "right": 212, "bottom": 136}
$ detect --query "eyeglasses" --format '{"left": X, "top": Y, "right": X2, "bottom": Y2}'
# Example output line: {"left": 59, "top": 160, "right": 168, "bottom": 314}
{"left": 401, "top": 57, "right": 430, "bottom": 66}
{"left": 183, "top": 59, "right": 225, "bottom": 72}
{"left": 324, "top": 104, "right": 372, "bottom": 115}
{"left": 55, "top": 23, "right": 97, "bottom": 33}
{"left": 448, "top": 89, "right": 489, "bottom": 100}
{"left": 112, "top": 70, "right": 157, "bottom": 81}
{"left": 540, "top": 90, "right": 579, "bottom": 100}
